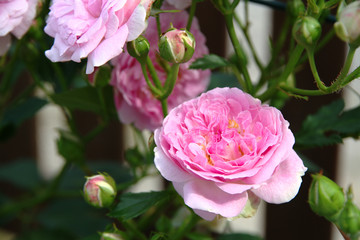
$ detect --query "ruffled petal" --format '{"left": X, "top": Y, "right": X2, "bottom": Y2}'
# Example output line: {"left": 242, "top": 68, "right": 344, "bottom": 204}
{"left": 86, "top": 24, "right": 128, "bottom": 73}
{"left": 154, "top": 144, "right": 193, "bottom": 183}
{"left": 251, "top": 150, "right": 307, "bottom": 204}
{"left": 179, "top": 180, "right": 249, "bottom": 218}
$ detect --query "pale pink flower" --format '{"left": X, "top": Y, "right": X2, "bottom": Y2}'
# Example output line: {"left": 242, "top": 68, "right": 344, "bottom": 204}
{"left": 165, "top": 0, "right": 192, "bottom": 10}
{"left": 0, "top": 0, "right": 38, "bottom": 55}
{"left": 154, "top": 87, "right": 307, "bottom": 220}
{"left": 44, "top": 0, "right": 154, "bottom": 74}
{"left": 111, "top": 10, "right": 210, "bottom": 131}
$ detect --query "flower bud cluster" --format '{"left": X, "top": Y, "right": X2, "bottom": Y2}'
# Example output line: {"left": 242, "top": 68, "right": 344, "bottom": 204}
{"left": 309, "top": 174, "right": 360, "bottom": 237}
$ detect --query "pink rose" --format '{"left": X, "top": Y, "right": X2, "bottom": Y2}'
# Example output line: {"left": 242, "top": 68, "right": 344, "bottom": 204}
{"left": 0, "top": 0, "right": 37, "bottom": 55}
{"left": 44, "top": 0, "right": 154, "bottom": 74}
{"left": 165, "top": 0, "right": 192, "bottom": 10}
{"left": 110, "top": 10, "right": 210, "bottom": 131}
{"left": 154, "top": 87, "right": 307, "bottom": 220}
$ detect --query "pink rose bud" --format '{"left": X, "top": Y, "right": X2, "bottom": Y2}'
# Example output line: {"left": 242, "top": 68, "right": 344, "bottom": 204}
{"left": 154, "top": 87, "right": 307, "bottom": 221}
{"left": 334, "top": 1, "right": 360, "bottom": 46}
{"left": 292, "top": 16, "right": 322, "bottom": 50}
{"left": 83, "top": 173, "right": 117, "bottom": 208}
{"left": 308, "top": 173, "right": 345, "bottom": 222}
{"left": 159, "top": 28, "right": 195, "bottom": 64}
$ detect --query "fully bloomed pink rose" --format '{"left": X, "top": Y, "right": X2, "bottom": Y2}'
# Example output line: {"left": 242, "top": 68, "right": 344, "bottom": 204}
{"left": 111, "top": 10, "right": 210, "bottom": 131}
{"left": 44, "top": 0, "right": 154, "bottom": 74}
{"left": 0, "top": 0, "right": 37, "bottom": 55}
{"left": 154, "top": 87, "right": 307, "bottom": 220}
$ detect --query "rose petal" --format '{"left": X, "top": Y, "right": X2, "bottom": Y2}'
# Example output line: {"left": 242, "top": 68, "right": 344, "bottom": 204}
{"left": 154, "top": 143, "right": 193, "bottom": 183}
{"left": 86, "top": 24, "right": 128, "bottom": 73}
{"left": 251, "top": 150, "right": 307, "bottom": 204}
{"left": 126, "top": 5, "right": 147, "bottom": 41}
{"left": 176, "top": 180, "right": 249, "bottom": 218}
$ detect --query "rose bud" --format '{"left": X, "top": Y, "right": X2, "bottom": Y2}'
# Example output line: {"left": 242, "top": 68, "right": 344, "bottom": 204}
{"left": 338, "top": 187, "right": 360, "bottom": 235}
{"left": 287, "top": 0, "right": 306, "bottom": 18}
{"left": 127, "top": 36, "right": 150, "bottom": 61}
{"left": 158, "top": 28, "right": 195, "bottom": 64}
{"left": 100, "top": 232, "right": 123, "bottom": 240}
{"left": 292, "top": 16, "right": 322, "bottom": 50}
{"left": 334, "top": 1, "right": 360, "bottom": 46}
{"left": 83, "top": 173, "right": 117, "bottom": 208}
{"left": 308, "top": 173, "right": 345, "bottom": 222}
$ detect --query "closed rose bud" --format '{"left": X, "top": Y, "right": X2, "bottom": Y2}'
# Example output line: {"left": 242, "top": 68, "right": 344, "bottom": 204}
{"left": 127, "top": 36, "right": 150, "bottom": 61}
{"left": 292, "top": 16, "right": 322, "bottom": 50}
{"left": 83, "top": 173, "right": 117, "bottom": 208}
{"left": 287, "top": 0, "right": 306, "bottom": 18}
{"left": 101, "top": 232, "right": 123, "bottom": 240}
{"left": 159, "top": 28, "right": 195, "bottom": 64}
{"left": 334, "top": 1, "right": 360, "bottom": 46}
{"left": 308, "top": 173, "right": 345, "bottom": 222}
{"left": 338, "top": 187, "right": 360, "bottom": 235}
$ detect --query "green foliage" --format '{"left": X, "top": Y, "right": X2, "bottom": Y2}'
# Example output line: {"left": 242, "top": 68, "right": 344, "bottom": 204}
{"left": 187, "top": 232, "right": 213, "bottom": 240}
{"left": 295, "top": 99, "right": 360, "bottom": 148}
{"left": 207, "top": 72, "right": 242, "bottom": 90}
{"left": 57, "top": 130, "right": 85, "bottom": 165}
{"left": 190, "top": 54, "right": 230, "bottom": 70}
{"left": 0, "top": 97, "right": 47, "bottom": 141}
{"left": 109, "top": 191, "right": 170, "bottom": 220}
{"left": 92, "top": 64, "right": 112, "bottom": 88}
{"left": 51, "top": 86, "right": 116, "bottom": 117}
{"left": 37, "top": 198, "right": 111, "bottom": 238}
{"left": 150, "top": 232, "right": 169, "bottom": 240}
{"left": 0, "top": 159, "right": 42, "bottom": 190}
{"left": 15, "top": 228, "right": 76, "bottom": 240}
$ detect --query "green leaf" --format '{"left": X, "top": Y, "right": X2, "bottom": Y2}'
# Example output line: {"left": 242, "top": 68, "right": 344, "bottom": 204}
{"left": 15, "top": 229, "right": 76, "bottom": 240}
{"left": 190, "top": 54, "right": 230, "bottom": 70}
{"left": 151, "top": 232, "right": 169, "bottom": 240}
{"left": 295, "top": 100, "right": 344, "bottom": 148}
{"left": 187, "top": 232, "right": 213, "bottom": 240}
{"left": 0, "top": 159, "right": 41, "bottom": 190}
{"left": 56, "top": 130, "right": 85, "bottom": 165}
{"left": 92, "top": 65, "right": 111, "bottom": 88}
{"left": 109, "top": 191, "right": 170, "bottom": 220}
{"left": 37, "top": 198, "right": 111, "bottom": 237}
{"left": 217, "top": 233, "right": 263, "bottom": 240}
{"left": 51, "top": 86, "right": 102, "bottom": 113}
{"left": 207, "top": 72, "right": 242, "bottom": 90}
{"left": 0, "top": 97, "right": 47, "bottom": 129}
{"left": 296, "top": 100, "right": 360, "bottom": 148}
